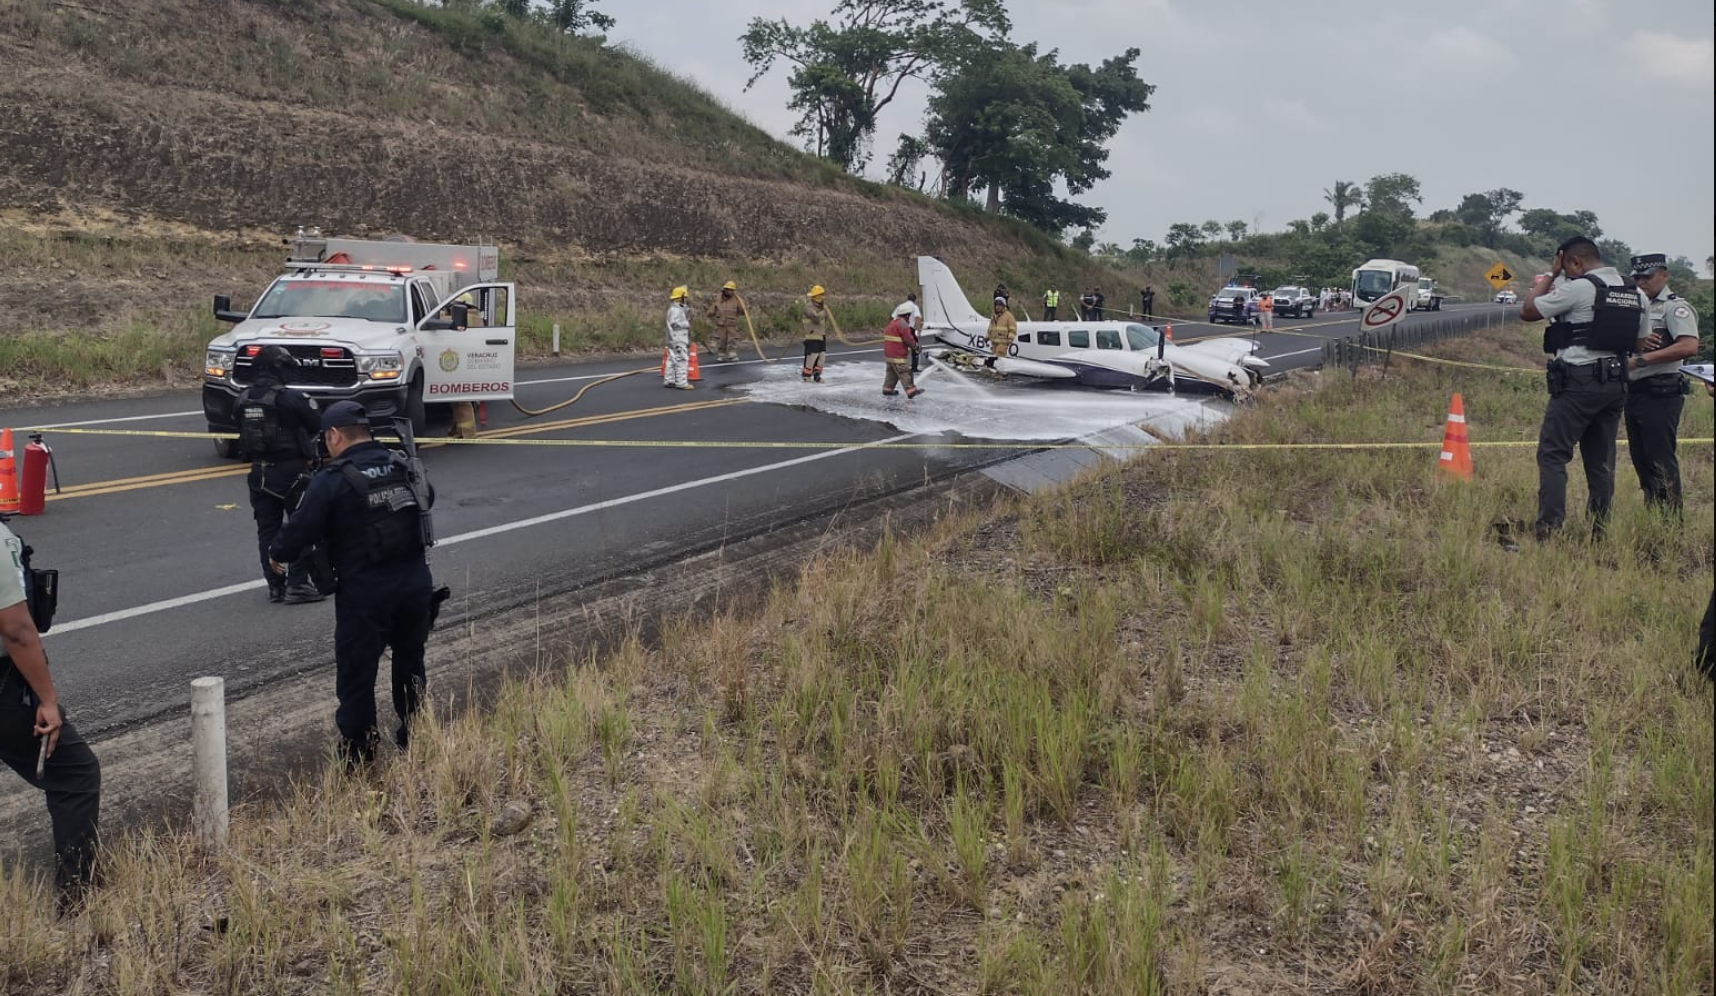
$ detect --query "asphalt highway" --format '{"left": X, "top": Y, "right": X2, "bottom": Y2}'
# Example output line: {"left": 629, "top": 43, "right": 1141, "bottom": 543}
{"left": 5, "top": 304, "right": 1513, "bottom": 738}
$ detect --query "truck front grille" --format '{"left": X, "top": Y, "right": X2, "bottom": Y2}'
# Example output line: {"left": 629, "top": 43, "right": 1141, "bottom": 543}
{"left": 234, "top": 345, "right": 359, "bottom": 388}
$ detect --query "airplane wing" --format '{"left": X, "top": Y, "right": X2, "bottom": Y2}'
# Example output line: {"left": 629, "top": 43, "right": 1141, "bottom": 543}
{"left": 1181, "top": 336, "right": 1270, "bottom": 368}
{"left": 927, "top": 349, "right": 1076, "bottom": 379}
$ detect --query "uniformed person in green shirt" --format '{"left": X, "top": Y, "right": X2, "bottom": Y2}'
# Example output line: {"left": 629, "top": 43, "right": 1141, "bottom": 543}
{"left": 1623, "top": 253, "right": 1700, "bottom": 513}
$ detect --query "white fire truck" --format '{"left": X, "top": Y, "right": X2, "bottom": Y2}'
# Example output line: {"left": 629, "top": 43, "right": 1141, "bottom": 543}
{"left": 203, "top": 232, "right": 517, "bottom": 458}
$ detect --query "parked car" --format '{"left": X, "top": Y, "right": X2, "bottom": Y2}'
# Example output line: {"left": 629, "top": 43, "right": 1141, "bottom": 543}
{"left": 1207, "top": 286, "right": 1260, "bottom": 325}
{"left": 1270, "top": 286, "right": 1317, "bottom": 318}
{"left": 1494, "top": 289, "right": 1518, "bottom": 304}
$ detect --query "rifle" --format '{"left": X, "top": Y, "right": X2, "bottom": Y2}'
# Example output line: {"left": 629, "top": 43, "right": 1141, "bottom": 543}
{"left": 388, "top": 416, "right": 436, "bottom": 550}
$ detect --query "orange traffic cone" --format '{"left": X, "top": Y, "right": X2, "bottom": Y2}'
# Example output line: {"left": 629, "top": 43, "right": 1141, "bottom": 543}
{"left": 660, "top": 343, "right": 703, "bottom": 382}
{"left": 1438, "top": 393, "right": 1472, "bottom": 481}
{"left": 1164, "top": 322, "right": 1173, "bottom": 342}
{"left": 0, "top": 428, "right": 18, "bottom": 513}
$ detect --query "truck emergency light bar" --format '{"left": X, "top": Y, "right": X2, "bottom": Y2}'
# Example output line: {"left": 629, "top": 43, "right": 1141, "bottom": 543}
{"left": 282, "top": 263, "right": 415, "bottom": 275}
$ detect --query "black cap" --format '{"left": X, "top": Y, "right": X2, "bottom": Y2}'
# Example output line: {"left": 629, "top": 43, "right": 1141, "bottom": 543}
{"left": 1629, "top": 253, "right": 1668, "bottom": 277}
{"left": 320, "top": 400, "right": 370, "bottom": 432}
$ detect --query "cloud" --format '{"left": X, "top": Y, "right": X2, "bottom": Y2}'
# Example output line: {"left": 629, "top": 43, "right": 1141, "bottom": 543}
{"left": 1422, "top": 26, "right": 1515, "bottom": 70}
{"left": 1260, "top": 97, "right": 1326, "bottom": 134}
{"left": 1624, "top": 30, "right": 1716, "bottom": 86}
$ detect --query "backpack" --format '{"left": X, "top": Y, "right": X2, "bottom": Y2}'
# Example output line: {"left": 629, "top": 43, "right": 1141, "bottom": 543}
{"left": 236, "top": 386, "right": 283, "bottom": 460}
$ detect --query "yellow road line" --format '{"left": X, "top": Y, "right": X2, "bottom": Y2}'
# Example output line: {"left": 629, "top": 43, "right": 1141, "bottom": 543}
{"left": 39, "top": 398, "right": 751, "bottom": 502}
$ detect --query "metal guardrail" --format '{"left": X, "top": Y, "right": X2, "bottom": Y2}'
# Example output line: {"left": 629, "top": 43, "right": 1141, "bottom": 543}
{"left": 1319, "top": 310, "right": 1499, "bottom": 372}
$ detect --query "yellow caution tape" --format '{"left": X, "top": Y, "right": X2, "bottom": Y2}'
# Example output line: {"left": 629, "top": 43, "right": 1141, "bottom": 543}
{"left": 30, "top": 425, "right": 1709, "bottom": 453}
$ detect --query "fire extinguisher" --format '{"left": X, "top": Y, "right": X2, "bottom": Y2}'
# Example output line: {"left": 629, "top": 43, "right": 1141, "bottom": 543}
{"left": 19, "top": 432, "right": 59, "bottom": 516}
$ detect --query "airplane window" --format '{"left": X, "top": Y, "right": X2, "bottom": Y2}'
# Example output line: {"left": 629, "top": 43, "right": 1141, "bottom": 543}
{"left": 1095, "top": 329, "right": 1122, "bottom": 350}
{"left": 1038, "top": 331, "right": 1062, "bottom": 347}
{"left": 1017, "top": 332, "right": 1031, "bottom": 344}
{"left": 1125, "top": 324, "right": 1161, "bottom": 350}
{"left": 1069, "top": 330, "right": 1090, "bottom": 348}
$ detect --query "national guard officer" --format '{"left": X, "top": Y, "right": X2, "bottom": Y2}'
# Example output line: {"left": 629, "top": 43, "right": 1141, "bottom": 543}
{"left": 1, "top": 519, "right": 100, "bottom": 913}
{"left": 233, "top": 346, "right": 323, "bottom": 603}
{"left": 1623, "top": 253, "right": 1700, "bottom": 513}
{"left": 268, "top": 402, "right": 435, "bottom": 765}
{"left": 1519, "top": 237, "right": 1648, "bottom": 540}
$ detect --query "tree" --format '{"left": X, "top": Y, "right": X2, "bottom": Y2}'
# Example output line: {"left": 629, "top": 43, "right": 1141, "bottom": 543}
{"left": 1309, "top": 211, "right": 1330, "bottom": 232}
{"left": 1362, "top": 173, "right": 1422, "bottom": 217}
{"left": 1453, "top": 188, "right": 1523, "bottom": 248}
{"left": 925, "top": 41, "right": 1153, "bottom": 232}
{"left": 740, "top": 0, "right": 1008, "bottom": 172}
{"left": 1070, "top": 228, "right": 1096, "bottom": 253}
{"left": 1323, "top": 180, "right": 1363, "bottom": 223}
{"left": 549, "top": 0, "right": 613, "bottom": 33}
{"left": 1518, "top": 208, "right": 1603, "bottom": 252}
{"left": 1225, "top": 220, "right": 1248, "bottom": 242}
{"left": 1164, "top": 222, "right": 1203, "bottom": 260}
{"left": 1126, "top": 238, "right": 1158, "bottom": 263}
{"left": 884, "top": 134, "right": 929, "bottom": 189}
{"left": 1286, "top": 219, "right": 1310, "bottom": 236}
{"left": 1597, "top": 238, "right": 1633, "bottom": 268}
{"left": 1200, "top": 219, "right": 1223, "bottom": 239}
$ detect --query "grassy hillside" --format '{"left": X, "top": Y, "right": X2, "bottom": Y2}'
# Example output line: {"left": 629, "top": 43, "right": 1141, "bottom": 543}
{"left": 1422, "top": 245, "right": 1546, "bottom": 301}
{"left": 0, "top": 0, "right": 1144, "bottom": 396}
{"left": 6, "top": 329, "right": 1710, "bottom": 993}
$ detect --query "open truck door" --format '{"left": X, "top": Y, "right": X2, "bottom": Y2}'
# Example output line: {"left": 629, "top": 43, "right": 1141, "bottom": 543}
{"left": 418, "top": 282, "right": 517, "bottom": 402}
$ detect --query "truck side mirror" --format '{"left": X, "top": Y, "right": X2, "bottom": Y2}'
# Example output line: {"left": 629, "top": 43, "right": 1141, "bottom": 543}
{"left": 212, "top": 294, "right": 248, "bottom": 324}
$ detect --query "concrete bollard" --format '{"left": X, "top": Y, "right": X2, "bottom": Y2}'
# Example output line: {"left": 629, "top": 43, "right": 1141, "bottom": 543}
{"left": 191, "top": 677, "right": 229, "bottom": 851}
{"left": 552, "top": 323, "right": 561, "bottom": 357}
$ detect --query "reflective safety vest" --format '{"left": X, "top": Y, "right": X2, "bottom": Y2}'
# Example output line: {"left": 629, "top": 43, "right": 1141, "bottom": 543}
{"left": 1044, "top": 290, "right": 1059, "bottom": 307}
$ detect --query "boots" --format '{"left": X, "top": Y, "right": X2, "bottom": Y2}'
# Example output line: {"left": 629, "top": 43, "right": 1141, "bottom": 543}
{"left": 284, "top": 582, "right": 326, "bottom": 604}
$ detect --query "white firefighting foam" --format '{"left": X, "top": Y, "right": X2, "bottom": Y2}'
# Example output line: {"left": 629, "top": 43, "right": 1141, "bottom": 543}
{"left": 733, "top": 358, "right": 1231, "bottom": 443}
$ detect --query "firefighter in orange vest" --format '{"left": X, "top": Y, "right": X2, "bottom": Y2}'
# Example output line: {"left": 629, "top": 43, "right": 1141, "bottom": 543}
{"left": 882, "top": 312, "right": 923, "bottom": 398}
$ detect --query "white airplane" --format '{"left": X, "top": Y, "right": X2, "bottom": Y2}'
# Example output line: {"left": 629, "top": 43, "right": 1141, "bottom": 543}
{"left": 917, "top": 256, "right": 1267, "bottom": 398}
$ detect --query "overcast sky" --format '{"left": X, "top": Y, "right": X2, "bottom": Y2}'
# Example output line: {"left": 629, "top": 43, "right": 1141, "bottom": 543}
{"left": 613, "top": 0, "right": 1715, "bottom": 272}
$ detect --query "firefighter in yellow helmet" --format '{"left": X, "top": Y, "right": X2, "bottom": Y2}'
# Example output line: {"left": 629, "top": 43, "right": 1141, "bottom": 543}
{"left": 984, "top": 296, "right": 1016, "bottom": 373}
{"left": 664, "top": 286, "right": 693, "bottom": 390}
{"left": 801, "top": 285, "right": 829, "bottom": 383}
{"left": 707, "top": 281, "right": 744, "bottom": 363}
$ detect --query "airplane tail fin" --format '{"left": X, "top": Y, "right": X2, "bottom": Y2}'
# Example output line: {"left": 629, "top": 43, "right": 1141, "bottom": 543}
{"left": 917, "top": 256, "right": 987, "bottom": 331}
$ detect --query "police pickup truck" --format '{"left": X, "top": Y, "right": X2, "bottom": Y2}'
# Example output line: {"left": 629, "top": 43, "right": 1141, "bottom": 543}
{"left": 203, "top": 233, "right": 517, "bottom": 458}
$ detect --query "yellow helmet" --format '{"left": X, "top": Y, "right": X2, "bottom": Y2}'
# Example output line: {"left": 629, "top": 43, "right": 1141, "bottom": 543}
{"left": 670, "top": 285, "right": 688, "bottom": 301}
{"left": 722, "top": 281, "right": 737, "bottom": 291}
{"left": 808, "top": 285, "right": 825, "bottom": 298}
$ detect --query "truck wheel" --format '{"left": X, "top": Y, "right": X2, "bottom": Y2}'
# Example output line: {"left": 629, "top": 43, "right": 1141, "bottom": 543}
{"left": 406, "top": 375, "right": 428, "bottom": 437}
{"left": 211, "top": 428, "right": 242, "bottom": 460}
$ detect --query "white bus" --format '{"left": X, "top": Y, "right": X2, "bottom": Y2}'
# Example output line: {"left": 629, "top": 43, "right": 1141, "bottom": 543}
{"left": 1350, "top": 258, "right": 1420, "bottom": 308}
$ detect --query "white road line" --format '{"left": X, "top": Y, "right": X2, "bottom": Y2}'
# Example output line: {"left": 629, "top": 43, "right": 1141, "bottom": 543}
{"left": 516, "top": 347, "right": 882, "bottom": 388}
{"left": 46, "top": 431, "right": 924, "bottom": 636}
{"left": 27, "top": 410, "right": 203, "bottom": 429}
{"left": 1259, "top": 346, "right": 1325, "bottom": 361}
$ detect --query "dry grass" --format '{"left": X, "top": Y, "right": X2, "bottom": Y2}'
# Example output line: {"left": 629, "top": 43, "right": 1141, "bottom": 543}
{"left": 3, "top": 330, "right": 1711, "bottom": 994}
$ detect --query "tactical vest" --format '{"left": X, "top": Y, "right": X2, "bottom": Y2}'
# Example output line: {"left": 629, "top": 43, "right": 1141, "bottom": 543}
{"left": 1543, "top": 275, "right": 1646, "bottom": 354}
{"left": 236, "top": 387, "right": 284, "bottom": 460}
{"left": 328, "top": 454, "right": 425, "bottom": 569}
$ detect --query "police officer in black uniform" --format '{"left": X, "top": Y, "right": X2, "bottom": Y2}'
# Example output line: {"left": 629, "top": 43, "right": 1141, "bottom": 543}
{"left": 1141, "top": 286, "right": 1156, "bottom": 321}
{"left": 1520, "top": 237, "right": 1648, "bottom": 540}
{"left": 233, "top": 346, "right": 323, "bottom": 604}
{"left": 268, "top": 402, "right": 435, "bottom": 765}
{"left": 1623, "top": 253, "right": 1700, "bottom": 513}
